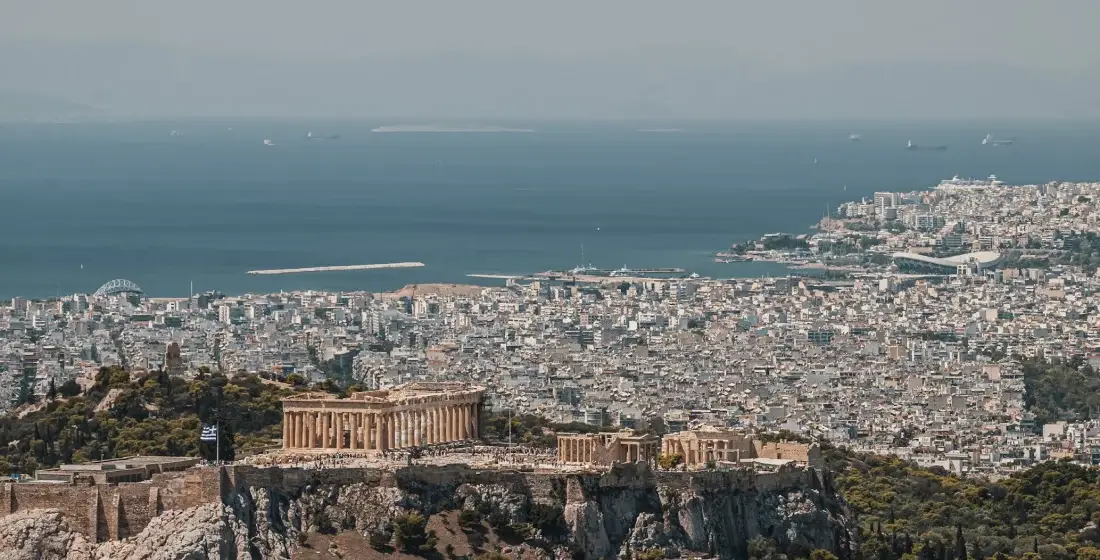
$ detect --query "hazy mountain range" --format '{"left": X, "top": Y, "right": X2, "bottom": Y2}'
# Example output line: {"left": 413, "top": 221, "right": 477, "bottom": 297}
{"left": 0, "top": 91, "right": 99, "bottom": 121}
{"left": 1, "top": 41, "right": 1097, "bottom": 119}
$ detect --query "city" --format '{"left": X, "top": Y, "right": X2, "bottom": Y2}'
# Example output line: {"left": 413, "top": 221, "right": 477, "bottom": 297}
{"left": 5, "top": 176, "right": 1100, "bottom": 481}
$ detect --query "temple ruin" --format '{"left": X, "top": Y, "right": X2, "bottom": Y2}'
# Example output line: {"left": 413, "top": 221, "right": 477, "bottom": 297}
{"left": 557, "top": 430, "right": 660, "bottom": 466}
{"left": 660, "top": 427, "right": 823, "bottom": 469}
{"left": 281, "top": 382, "right": 485, "bottom": 452}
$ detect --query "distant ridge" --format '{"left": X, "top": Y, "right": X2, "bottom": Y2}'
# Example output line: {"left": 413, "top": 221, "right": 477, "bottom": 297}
{"left": 371, "top": 124, "right": 534, "bottom": 133}
{"left": 0, "top": 91, "right": 100, "bottom": 122}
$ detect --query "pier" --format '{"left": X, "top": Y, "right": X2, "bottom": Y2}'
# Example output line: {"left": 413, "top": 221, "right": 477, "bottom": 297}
{"left": 466, "top": 274, "right": 533, "bottom": 280}
{"left": 247, "top": 262, "right": 425, "bottom": 275}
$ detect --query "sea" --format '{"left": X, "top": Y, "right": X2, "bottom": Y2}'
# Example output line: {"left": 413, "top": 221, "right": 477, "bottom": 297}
{"left": 2, "top": 119, "right": 1100, "bottom": 300}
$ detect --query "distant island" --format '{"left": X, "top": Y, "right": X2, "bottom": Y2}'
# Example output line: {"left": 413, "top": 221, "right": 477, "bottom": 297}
{"left": 371, "top": 124, "right": 535, "bottom": 133}
{"left": 0, "top": 91, "right": 99, "bottom": 122}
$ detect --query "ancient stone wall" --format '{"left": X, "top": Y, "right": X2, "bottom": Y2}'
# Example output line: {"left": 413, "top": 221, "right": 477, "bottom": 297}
{"left": 0, "top": 461, "right": 832, "bottom": 548}
{"left": 0, "top": 470, "right": 216, "bottom": 543}
{"left": 753, "top": 441, "right": 823, "bottom": 468}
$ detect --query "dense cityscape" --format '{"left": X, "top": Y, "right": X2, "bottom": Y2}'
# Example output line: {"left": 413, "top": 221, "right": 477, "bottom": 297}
{"left": 8, "top": 174, "right": 1100, "bottom": 558}
{"left": 6, "top": 176, "right": 1100, "bottom": 477}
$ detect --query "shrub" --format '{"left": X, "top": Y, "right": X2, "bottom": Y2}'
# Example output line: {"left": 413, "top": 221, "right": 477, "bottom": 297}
{"left": 368, "top": 531, "right": 391, "bottom": 550}
{"left": 656, "top": 453, "right": 683, "bottom": 470}
{"left": 458, "top": 509, "right": 480, "bottom": 526}
{"left": 393, "top": 512, "right": 430, "bottom": 553}
{"left": 312, "top": 510, "right": 336, "bottom": 535}
{"left": 529, "top": 503, "right": 566, "bottom": 537}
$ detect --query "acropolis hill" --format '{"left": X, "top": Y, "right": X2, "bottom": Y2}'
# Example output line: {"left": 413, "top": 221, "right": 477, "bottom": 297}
{"left": 0, "top": 461, "right": 853, "bottom": 560}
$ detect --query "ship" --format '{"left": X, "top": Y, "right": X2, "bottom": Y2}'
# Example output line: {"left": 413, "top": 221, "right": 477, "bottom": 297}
{"left": 935, "top": 174, "right": 1003, "bottom": 191}
{"left": 849, "top": 133, "right": 861, "bottom": 141}
{"left": 907, "top": 139, "right": 947, "bottom": 151}
{"left": 982, "top": 133, "right": 1013, "bottom": 146}
{"left": 263, "top": 139, "right": 275, "bottom": 146}
{"left": 307, "top": 132, "right": 341, "bottom": 140}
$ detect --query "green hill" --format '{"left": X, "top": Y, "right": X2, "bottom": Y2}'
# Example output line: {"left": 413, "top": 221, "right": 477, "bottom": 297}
{"left": 0, "top": 366, "right": 287, "bottom": 474}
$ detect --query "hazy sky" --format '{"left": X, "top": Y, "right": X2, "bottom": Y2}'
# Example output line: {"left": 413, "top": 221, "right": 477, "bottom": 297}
{"left": 6, "top": 0, "right": 1100, "bottom": 67}
{"left": 2, "top": 0, "right": 1099, "bottom": 118}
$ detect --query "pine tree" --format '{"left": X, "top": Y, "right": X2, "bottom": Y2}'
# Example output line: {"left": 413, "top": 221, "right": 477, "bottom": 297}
{"left": 955, "top": 526, "right": 966, "bottom": 560}
{"left": 46, "top": 379, "right": 57, "bottom": 401}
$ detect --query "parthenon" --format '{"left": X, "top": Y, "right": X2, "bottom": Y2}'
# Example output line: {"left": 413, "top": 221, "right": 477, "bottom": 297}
{"left": 281, "top": 382, "right": 485, "bottom": 452}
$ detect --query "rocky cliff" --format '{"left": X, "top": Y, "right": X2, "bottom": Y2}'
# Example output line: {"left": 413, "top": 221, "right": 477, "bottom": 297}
{"left": 0, "top": 464, "right": 853, "bottom": 560}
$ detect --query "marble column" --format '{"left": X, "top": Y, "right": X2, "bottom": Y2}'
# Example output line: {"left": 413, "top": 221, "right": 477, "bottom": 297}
{"left": 422, "top": 409, "right": 431, "bottom": 445}
{"left": 350, "top": 413, "right": 359, "bottom": 450}
{"left": 382, "top": 413, "right": 391, "bottom": 451}
{"left": 289, "top": 412, "right": 297, "bottom": 448}
{"left": 335, "top": 412, "right": 344, "bottom": 450}
{"left": 399, "top": 411, "right": 408, "bottom": 448}
{"left": 368, "top": 413, "right": 376, "bottom": 450}
{"left": 435, "top": 408, "right": 442, "bottom": 443}
{"left": 424, "top": 408, "right": 432, "bottom": 445}
{"left": 427, "top": 409, "right": 435, "bottom": 445}
{"left": 394, "top": 412, "right": 402, "bottom": 448}
{"left": 460, "top": 405, "right": 469, "bottom": 440}
{"left": 375, "top": 414, "right": 385, "bottom": 451}
{"left": 363, "top": 413, "right": 371, "bottom": 451}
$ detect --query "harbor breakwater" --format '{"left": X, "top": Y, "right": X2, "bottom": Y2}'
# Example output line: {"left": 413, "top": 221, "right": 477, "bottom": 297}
{"left": 245, "top": 262, "right": 425, "bottom": 275}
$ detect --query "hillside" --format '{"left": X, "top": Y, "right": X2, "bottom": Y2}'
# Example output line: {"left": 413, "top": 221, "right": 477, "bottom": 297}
{"left": 0, "top": 91, "right": 99, "bottom": 121}
{"left": 0, "top": 366, "right": 287, "bottom": 475}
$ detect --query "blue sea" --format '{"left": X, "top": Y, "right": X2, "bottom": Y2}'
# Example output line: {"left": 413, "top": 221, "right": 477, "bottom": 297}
{"left": 2, "top": 119, "right": 1100, "bottom": 299}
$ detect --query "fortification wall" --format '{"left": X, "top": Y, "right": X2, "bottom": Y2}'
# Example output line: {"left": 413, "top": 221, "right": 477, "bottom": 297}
{"left": 0, "top": 470, "right": 215, "bottom": 543}
{"left": 0, "top": 461, "right": 825, "bottom": 544}
{"left": 753, "top": 441, "right": 823, "bottom": 469}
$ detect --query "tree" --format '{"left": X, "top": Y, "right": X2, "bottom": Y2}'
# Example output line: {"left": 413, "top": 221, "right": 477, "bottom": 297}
{"left": 393, "top": 512, "right": 433, "bottom": 553}
{"left": 954, "top": 524, "right": 966, "bottom": 560}
{"left": 748, "top": 537, "right": 786, "bottom": 560}
{"left": 58, "top": 380, "right": 81, "bottom": 398}
{"left": 45, "top": 380, "right": 57, "bottom": 401}
{"left": 657, "top": 453, "right": 683, "bottom": 470}
{"left": 811, "top": 551, "right": 839, "bottom": 560}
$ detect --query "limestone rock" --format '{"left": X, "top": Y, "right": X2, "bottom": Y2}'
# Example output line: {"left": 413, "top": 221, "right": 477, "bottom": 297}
{"left": 92, "top": 503, "right": 248, "bottom": 560}
{"left": 0, "top": 509, "right": 92, "bottom": 560}
{"left": 0, "top": 464, "right": 855, "bottom": 560}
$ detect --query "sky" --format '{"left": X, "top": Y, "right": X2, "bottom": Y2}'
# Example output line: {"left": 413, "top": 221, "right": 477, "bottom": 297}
{"left": 1, "top": 0, "right": 1099, "bottom": 118}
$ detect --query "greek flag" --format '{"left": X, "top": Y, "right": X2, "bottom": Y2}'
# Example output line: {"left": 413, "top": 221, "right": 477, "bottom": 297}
{"left": 200, "top": 424, "right": 218, "bottom": 442}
